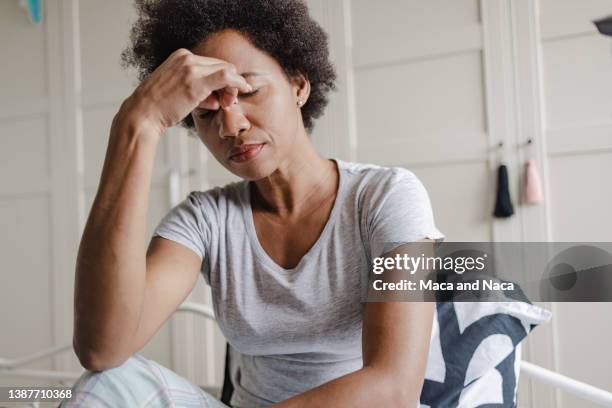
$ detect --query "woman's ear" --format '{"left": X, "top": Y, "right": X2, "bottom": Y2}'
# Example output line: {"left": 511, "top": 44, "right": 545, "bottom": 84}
{"left": 291, "top": 72, "right": 310, "bottom": 106}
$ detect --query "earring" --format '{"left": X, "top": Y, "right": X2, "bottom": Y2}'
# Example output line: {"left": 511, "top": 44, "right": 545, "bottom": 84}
{"left": 297, "top": 99, "right": 303, "bottom": 107}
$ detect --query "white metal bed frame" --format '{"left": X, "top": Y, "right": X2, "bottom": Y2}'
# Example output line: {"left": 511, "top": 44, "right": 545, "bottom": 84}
{"left": 2, "top": 302, "right": 611, "bottom": 407}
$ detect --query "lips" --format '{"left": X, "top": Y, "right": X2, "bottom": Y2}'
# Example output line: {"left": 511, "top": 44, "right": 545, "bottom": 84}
{"left": 229, "top": 143, "right": 263, "bottom": 159}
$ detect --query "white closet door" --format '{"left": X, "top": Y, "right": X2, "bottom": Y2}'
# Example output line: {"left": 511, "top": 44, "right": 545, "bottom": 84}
{"left": 537, "top": 1, "right": 612, "bottom": 407}
{"left": 345, "top": 0, "right": 497, "bottom": 242}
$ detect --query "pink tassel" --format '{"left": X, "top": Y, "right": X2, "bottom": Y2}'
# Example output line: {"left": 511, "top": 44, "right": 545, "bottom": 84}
{"left": 524, "top": 159, "right": 543, "bottom": 204}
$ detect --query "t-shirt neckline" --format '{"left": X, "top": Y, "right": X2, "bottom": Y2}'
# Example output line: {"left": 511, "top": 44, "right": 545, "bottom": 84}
{"left": 241, "top": 158, "right": 346, "bottom": 273}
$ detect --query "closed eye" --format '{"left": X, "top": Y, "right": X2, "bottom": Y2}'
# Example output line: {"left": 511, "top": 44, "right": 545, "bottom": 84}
{"left": 197, "top": 89, "right": 259, "bottom": 119}
{"left": 238, "top": 89, "right": 259, "bottom": 98}
{"left": 198, "top": 110, "right": 215, "bottom": 119}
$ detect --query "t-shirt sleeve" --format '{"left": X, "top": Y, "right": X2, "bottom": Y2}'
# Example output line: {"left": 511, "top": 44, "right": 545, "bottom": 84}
{"left": 152, "top": 191, "right": 209, "bottom": 262}
{"left": 367, "top": 168, "right": 445, "bottom": 260}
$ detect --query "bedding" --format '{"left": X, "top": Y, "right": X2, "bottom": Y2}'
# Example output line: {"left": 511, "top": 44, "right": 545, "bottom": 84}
{"left": 420, "top": 301, "right": 551, "bottom": 407}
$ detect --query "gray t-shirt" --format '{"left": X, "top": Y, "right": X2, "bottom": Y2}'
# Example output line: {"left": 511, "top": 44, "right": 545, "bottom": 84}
{"left": 152, "top": 159, "right": 444, "bottom": 407}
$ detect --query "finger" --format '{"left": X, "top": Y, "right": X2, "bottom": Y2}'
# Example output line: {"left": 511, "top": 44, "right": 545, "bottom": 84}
{"left": 181, "top": 53, "right": 230, "bottom": 67}
{"left": 182, "top": 63, "right": 251, "bottom": 108}
{"left": 220, "top": 87, "right": 239, "bottom": 109}
{"left": 204, "top": 66, "right": 252, "bottom": 94}
{"left": 198, "top": 93, "right": 220, "bottom": 111}
{"left": 170, "top": 50, "right": 230, "bottom": 71}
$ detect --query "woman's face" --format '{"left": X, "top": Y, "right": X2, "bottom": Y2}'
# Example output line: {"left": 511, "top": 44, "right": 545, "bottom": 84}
{"left": 190, "top": 29, "right": 309, "bottom": 181}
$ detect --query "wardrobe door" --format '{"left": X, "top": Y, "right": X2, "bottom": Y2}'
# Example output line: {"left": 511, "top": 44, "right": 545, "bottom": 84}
{"left": 537, "top": 1, "right": 612, "bottom": 407}
{"left": 340, "top": 0, "right": 496, "bottom": 242}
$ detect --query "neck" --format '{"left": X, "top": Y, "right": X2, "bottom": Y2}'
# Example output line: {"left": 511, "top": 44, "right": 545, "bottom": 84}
{"left": 251, "top": 132, "right": 338, "bottom": 218}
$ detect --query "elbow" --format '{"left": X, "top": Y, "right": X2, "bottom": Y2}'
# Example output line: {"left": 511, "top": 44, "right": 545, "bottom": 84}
{"left": 382, "top": 387, "right": 419, "bottom": 408}
{"left": 375, "top": 371, "right": 421, "bottom": 408}
{"left": 76, "top": 352, "right": 108, "bottom": 372}
{"left": 72, "top": 312, "right": 137, "bottom": 371}
{"left": 391, "top": 388, "right": 419, "bottom": 408}
{"left": 75, "top": 349, "right": 130, "bottom": 372}
{"left": 73, "top": 336, "right": 131, "bottom": 372}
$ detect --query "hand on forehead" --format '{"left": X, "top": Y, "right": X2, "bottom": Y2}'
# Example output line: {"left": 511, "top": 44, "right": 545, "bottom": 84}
{"left": 198, "top": 85, "right": 240, "bottom": 111}
{"left": 186, "top": 49, "right": 255, "bottom": 112}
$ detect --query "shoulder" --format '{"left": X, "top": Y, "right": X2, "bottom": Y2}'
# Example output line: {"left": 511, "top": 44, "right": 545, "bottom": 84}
{"left": 338, "top": 159, "right": 426, "bottom": 203}
{"left": 186, "top": 179, "right": 247, "bottom": 210}
{"left": 169, "top": 180, "right": 247, "bottom": 232}
{"left": 339, "top": 159, "right": 419, "bottom": 183}
{"left": 339, "top": 161, "right": 444, "bottom": 247}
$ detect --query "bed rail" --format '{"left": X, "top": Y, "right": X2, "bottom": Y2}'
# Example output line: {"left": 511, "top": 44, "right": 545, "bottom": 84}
{"left": 520, "top": 360, "right": 612, "bottom": 406}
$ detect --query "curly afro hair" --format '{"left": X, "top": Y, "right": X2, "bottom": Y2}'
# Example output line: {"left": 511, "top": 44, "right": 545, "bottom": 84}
{"left": 120, "top": 0, "right": 337, "bottom": 133}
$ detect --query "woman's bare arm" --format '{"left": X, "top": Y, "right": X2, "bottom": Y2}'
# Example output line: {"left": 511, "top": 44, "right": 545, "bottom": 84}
{"left": 73, "top": 108, "right": 163, "bottom": 370}
{"left": 73, "top": 48, "right": 252, "bottom": 371}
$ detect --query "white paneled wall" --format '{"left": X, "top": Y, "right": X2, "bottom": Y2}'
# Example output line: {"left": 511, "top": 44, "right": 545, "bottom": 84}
{"left": 538, "top": 1, "right": 612, "bottom": 407}
{"left": 1, "top": 0, "right": 60, "bottom": 389}
{"left": 350, "top": 0, "right": 493, "bottom": 244}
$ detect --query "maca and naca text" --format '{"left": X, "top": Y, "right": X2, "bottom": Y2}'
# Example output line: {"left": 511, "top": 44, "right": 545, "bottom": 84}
{"left": 371, "top": 253, "right": 515, "bottom": 292}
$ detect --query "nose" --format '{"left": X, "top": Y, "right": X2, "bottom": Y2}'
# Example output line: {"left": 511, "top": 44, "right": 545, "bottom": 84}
{"left": 218, "top": 104, "right": 251, "bottom": 139}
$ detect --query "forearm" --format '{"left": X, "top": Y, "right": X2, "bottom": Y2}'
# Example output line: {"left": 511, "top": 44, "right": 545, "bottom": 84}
{"left": 270, "top": 366, "right": 418, "bottom": 408}
{"left": 272, "top": 298, "right": 433, "bottom": 407}
{"left": 73, "top": 101, "right": 161, "bottom": 368}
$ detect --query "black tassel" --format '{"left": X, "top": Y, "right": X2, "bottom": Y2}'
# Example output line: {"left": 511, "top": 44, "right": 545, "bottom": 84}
{"left": 594, "top": 15, "right": 612, "bottom": 36}
{"left": 493, "top": 164, "right": 514, "bottom": 218}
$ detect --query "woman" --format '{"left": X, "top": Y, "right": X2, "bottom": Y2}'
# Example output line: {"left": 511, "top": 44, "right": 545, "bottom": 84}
{"left": 63, "top": 0, "right": 444, "bottom": 407}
